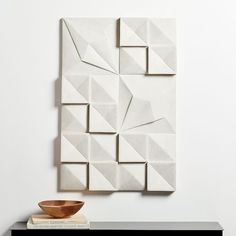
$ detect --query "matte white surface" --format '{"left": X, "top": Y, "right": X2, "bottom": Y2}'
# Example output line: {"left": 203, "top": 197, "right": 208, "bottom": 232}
{"left": 147, "top": 162, "right": 176, "bottom": 191}
{"left": 60, "top": 163, "right": 87, "bottom": 190}
{"left": 89, "top": 104, "right": 117, "bottom": 133}
{"left": 120, "top": 47, "right": 147, "bottom": 75}
{"left": 89, "top": 162, "right": 118, "bottom": 191}
{"left": 61, "top": 133, "right": 89, "bottom": 162}
{"left": 119, "top": 164, "right": 146, "bottom": 190}
{"left": 90, "top": 75, "right": 119, "bottom": 103}
{"left": 120, "top": 18, "right": 148, "bottom": 46}
{"left": 61, "top": 105, "right": 88, "bottom": 133}
{"left": 61, "top": 75, "right": 90, "bottom": 104}
{"left": 1, "top": 0, "right": 236, "bottom": 235}
{"left": 90, "top": 134, "right": 117, "bottom": 162}
{"left": 119, "top": 134, "right": 147, "bottom": 162}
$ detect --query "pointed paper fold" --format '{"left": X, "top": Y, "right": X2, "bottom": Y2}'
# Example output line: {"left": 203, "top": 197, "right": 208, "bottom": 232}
{"left": 118, "top": 78, "right": 133, "bottom": 129}
{"left": 123, "top": 118, "right": 174, "bottom": 134}
{"left": 64, "top": 19, "right": 118, "bottom": 74}
{"left": 122, "top": 97, "right": 155, "bottom": 131}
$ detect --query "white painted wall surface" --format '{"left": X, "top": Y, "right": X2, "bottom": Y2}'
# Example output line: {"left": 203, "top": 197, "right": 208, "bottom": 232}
{"left": 0, "top": 0, "right": 236, "bottom": 235}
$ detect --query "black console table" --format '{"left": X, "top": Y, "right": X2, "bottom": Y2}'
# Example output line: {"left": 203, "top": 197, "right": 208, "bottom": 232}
{"left": 11, "top": 221, "right": 223, "bottom": 235}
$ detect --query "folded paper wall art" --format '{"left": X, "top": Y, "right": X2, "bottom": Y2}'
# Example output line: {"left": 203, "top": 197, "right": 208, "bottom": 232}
{"left": 60, "top": 17, "right": 176, "bottom": 192}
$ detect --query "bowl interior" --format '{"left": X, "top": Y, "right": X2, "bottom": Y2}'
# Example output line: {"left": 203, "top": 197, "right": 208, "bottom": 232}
{"left": 39, "top": 200, "right": 84, "bottom": 207}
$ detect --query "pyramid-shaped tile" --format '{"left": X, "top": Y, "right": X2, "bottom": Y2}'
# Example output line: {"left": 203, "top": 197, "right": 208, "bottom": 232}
{"left": 89, "top": 104, "right": 117, "bottom": 133}
{"left": 61, "top": 133, "right": 89, "bottom": 163}
{"left": 148, "top": 46, "right": 176, "bottom": 75}
{"left": 148, "top": 134, "right": 175, "bottom": 162}
{"left": 120, "top": 18, "right": 148, "bottom": 46}
{"left": 61, "top": 105, "right": 88, "bottom": 133}
{"left": 118, "top": 164, "right": 146, "bottom": 191}
{"left": 60, "top": 164, "right": 87, "bottom": 190}
{"left": 148, "top": 18, "right": 176, "bottom": 46}
{"left": 62, "top": 75, "right": 90, "bottom": 104}
{"left": 120, "top": 47, "right": 147, "bottom": 75}
{"left": 90, "top": 134, "right": 116, "bottom": 162}
{"left": 90, "top": 75, "right": 119, "bottom": 103}
{"left": 89, "top": 162, "right": 118, "bottom": 191}
{"left": 147, "top": 162, "right": 176, "bottom": 191}
{"left": 119, "top": 134, "right": 147, "bottom": 162}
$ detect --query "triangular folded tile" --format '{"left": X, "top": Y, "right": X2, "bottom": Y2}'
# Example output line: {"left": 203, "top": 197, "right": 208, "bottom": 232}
{"left": 120, "top": 48, "right": 146, "bottom": 75}
{"left": 148, "top": 19, "right": 175, "bottom": 46}
{"left": 118, "top": 77, "right": 133, "bottom": 129}
{"left": 89, "top": 162, "right": 117, "bottom": 191}
{"left": 89, "top": 104, "right": 117, "bottom": 133}
{"left": 120, "top": 18, "right": 147, "bottom": 46}
{"left": 60, "top": 164, "right": 87, "bottom": 190}
{"left": 124, "top": 118, "right": 175, "bottom": 134}
{"left": 90, "top": 135, "right": 116, "bottom": 162}
{"left": 64, "top": 18, "right": 118, "bottom": 74}
{"left": 61, "top": 134, "right": 89, "bottom": 163}
{"left": 62, "top": 20, "right": 115, "bottom": 76}
{"left": 118, "top": 164, "right": 145, "bottom": 191}
{"left": 148, "top": 47, "right": 175, "bottom": 75}
{"left": 147, "top": 162, "right": 175, "bottom": 191}
{"left": 62, "top": 75, "right": 90, "bottom": 104}
{"left": 122, "top": 97, "right": 155, "bottom": 131}
{"left": 61, "top": 105, "right": 88, "bottom": 133}
{"left": 119, "top": 134, "right": 147, "bottom": 162}
{"left": 148, "top": 134, "right": 175, "bottom": 162}
{"left": 62, "top": 20, "right": 82, "bottom": 75}
{"left": 91, "top": 75, "right": 119, "bottom": 103}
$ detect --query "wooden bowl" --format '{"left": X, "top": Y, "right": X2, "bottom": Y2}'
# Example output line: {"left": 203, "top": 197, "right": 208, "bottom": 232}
{"left": 38, "top": 200, "right": 84, "bottom": 218}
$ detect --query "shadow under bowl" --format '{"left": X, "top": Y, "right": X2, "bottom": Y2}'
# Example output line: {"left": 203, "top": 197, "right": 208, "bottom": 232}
{"left": 38, "top": 200, "right": 84, "bottom": 218}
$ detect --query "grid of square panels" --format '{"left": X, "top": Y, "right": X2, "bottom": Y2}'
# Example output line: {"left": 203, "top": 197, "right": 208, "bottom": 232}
{"left": 60, "top": 17, "right": 176, "bottom": 192}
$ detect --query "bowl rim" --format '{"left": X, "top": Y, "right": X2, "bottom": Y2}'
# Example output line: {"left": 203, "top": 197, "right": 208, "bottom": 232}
{"left": 38, "top": 200, "right": 84, "bottom": 208}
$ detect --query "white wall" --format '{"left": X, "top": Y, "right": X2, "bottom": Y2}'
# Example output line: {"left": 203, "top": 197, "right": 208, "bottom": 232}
{"left": 1, "top": 0, "right": 236, "bottom": 235}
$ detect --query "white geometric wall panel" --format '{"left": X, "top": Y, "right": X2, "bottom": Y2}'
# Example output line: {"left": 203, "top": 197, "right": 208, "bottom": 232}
{"left": 60, "top": 17, "right": 176, "bottom": 192}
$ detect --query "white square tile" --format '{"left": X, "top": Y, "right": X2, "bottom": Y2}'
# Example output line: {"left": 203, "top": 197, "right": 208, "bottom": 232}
{"left": 120, "top": 47, "right": 147, "bottom": 75}
{"left": 119, "top": 134, "right": 147, "bottom": 162}
{"left": 89, "top": 162, "right": 118, "bottom": 191}
{"left": 147, "top": 162, "right": 176, "bottom": 191}
{"left": 60, "top": 163, "right": 87, "bottom": 190}
{"left": 120, "top": 18, "right": 148, "bottom": 46}
{"left": 90, "top": 134, "right": 117, "bottom": 162}
{"left": 61, "top": 133, "right": 89, "bottom": 163}
{"left": 89, "top": 104, "right": 117, "bottom": 133}
{"left": 118, "top": 164, "right": 146, "bottom": 191}
{"left": 61, "top": 105, "right": 88, "bottom": 134}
